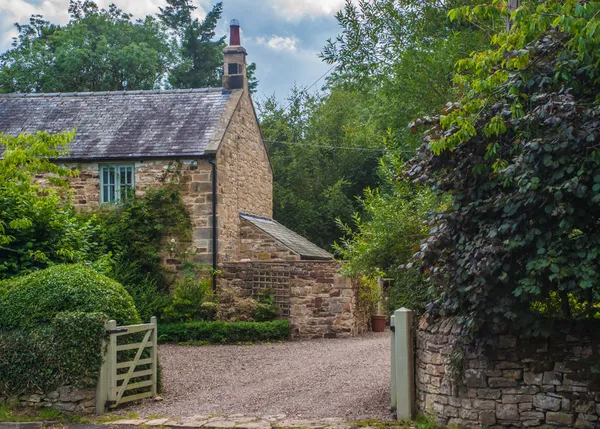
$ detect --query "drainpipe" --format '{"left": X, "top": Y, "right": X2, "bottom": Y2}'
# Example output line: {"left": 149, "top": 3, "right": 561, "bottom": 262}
{"left": 209, "top": 157, "right": 218, "bottom": 291}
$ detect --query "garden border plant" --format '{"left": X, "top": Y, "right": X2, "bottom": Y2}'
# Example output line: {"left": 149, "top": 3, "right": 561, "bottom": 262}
{"left": 158, "top": 320, "right": 291, "bottom": 344}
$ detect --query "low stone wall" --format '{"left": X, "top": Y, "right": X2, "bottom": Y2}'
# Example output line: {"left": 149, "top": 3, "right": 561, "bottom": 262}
{"left": 415, "top": 315, "right": 600, "bottom": 428}
{"left": 1, "top": 386, "right": 96, "bottom": 414}
{"left": 219, "top": 261, "right": 369, "bottom": 339}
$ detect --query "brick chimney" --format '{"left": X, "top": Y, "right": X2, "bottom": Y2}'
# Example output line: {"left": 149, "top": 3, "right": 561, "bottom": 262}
{"left": 222, "top": 19, "right": 248, "bottom": 92}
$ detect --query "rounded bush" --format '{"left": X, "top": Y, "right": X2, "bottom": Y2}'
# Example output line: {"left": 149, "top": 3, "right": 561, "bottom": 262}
{"left": 0, "top": 264, "right": 140, "bottom": 328}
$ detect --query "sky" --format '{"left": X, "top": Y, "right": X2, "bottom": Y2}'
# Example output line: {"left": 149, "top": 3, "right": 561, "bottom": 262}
{"left": 0, "top": 0, "right": 349, "bottom": 101}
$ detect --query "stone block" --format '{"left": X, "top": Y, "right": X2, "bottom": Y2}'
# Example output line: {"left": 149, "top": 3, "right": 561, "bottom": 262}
{"left": 477, "top": 389, "right": 502, "bottom": 400}
{"left": 472, "top": 399, "right": 497, "bottom": 410}
{"left": 546, "top": 412, "right": 574, "bottom": 426}
{"left": 496, "top": 404, "right": 519, "bottom": 420}
{"left": 465, "top": 369, "right": 487, "bottom": 387}
{"left": 524, "top": 372, "right": 543, "bottom": 385}
{"left": 459, "top": 408, "right": 478, "bottom": 421}
{"left": 574, "top": 400, "right": 596, "bottom": 414}
{"left": 57, "top": 386, "right": 87, "bottom": 402}
{"left": 533, "top": 394, "right": 561, "bottom": 411}
{"left": 479, "top": 410, "right": 497, "bottom": 426}
{"left": 488, "top": 377, "right": 517, "bottom": 388}
{"left": 542, "top": 371, "right": 562, "bottom": 385}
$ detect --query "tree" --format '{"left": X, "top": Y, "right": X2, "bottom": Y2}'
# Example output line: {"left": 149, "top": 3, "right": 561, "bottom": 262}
{"left": 0, "top": 1, "right": 171, "bottom": 93}
{"left": 408, "top": 0, "right": 600, "bottom": 336}
{"left": 159, "top": 0, "right": 225, "bottom": 89}
{"left": 334, "top": 178, "right": 440, "bottom": 312}
{"left": 259, "top": 87, "right": 384, "bottom": 250}
{"left": 0, "top": 131, "right": 105, "bottom": 278}
{"left": 159, "top": 0, "right": 258, "bottom": 91}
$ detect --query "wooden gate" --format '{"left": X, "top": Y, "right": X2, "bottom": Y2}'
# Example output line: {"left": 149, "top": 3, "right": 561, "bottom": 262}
{"left": 96, "top": 317, "right": 158, "bottom": 414}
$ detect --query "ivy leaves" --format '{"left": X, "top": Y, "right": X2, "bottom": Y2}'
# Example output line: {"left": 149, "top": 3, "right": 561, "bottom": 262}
{"left": 407, "top": 0, "right": 600, "bottom": 335}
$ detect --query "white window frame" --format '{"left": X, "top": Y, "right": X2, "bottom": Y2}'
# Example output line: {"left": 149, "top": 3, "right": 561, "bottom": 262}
{"left": 99, "top": 164, "right": 135, "bottom": 204}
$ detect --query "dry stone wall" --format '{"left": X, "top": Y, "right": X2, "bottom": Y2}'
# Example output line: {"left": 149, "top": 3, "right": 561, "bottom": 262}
{"left": 219, "top": 261, "right": 369, "bottom": 339}
{"left": 415, "top": 315, "right": 600, "bottom": 428}
{"left": 1, "top": 386, "right": 96, "bottom": 414}
{"left": 216, "top": 93, "right": 273, "bottom": 262}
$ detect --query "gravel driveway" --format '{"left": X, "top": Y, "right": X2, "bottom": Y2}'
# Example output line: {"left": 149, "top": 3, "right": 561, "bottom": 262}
{"left": 119, "top": 332, "right": 392, "bottom": 420}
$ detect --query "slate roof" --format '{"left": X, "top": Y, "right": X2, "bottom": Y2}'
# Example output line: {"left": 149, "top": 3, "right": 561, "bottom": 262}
{"left": 0, "top": 88, "right": 233, "bottom": 160}
{"left": 241, "top": 213, "right": 334, "bottom": 260}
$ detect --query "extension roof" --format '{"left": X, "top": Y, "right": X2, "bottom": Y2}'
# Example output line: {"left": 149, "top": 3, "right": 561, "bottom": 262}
{"left": 0, "top": 88, "right": 242, "bottom": 160}
{"left": 241, "top": 213, "right": 334, "bottom": 260}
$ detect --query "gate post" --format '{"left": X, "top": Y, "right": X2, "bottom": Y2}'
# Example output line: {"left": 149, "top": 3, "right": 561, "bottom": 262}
{"left": 95, "top": 320, "right": 111, "bottom": 415}
{"left": 150, "top": 316, "right": 158, "bottom": 397}
{"left": 394, "top": 308, "right": 414, "bottom": 421}
{"left": 390, "top": 314, "right": 397, "bottom": 411}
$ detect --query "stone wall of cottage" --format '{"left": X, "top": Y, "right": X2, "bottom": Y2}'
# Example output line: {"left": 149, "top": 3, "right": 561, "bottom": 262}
{"left": 239, "top": 218, "right": 300, "bottom": 261}
{"left": 66, "top": 159, "right": 215, "bottom": 265}
{"left": 415, "top": 315, "right": 600, "bottom": 428}
{"left": 1, "top": 386, "right": 96, "bottom": 415}
{"left": 217, "top": 94, "right": 273, "bottom": 262}
{"left": 219, "top": 261, "right": 369, "bottom": 339}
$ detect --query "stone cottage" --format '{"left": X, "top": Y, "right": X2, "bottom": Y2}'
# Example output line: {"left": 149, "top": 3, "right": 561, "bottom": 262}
{"left": 0, "top": 21, "right": 368, "bottom": 338}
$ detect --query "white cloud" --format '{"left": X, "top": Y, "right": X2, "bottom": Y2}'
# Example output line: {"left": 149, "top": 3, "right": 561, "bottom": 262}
{"left": 268, "top": 0, "right": 352, "bottom": 18}
{"left": 256, "top": 35, "right": 298, "bottom": 53}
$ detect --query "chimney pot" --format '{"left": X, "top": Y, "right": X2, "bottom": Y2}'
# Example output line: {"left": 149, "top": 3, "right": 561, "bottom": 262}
{"left": 230, "top": 19, "right": 241, "bottom": 46}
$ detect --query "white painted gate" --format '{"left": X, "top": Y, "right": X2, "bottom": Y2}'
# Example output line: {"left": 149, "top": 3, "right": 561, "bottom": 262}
{"left": 96, "top": 317, "right": 158, "bottom": 414}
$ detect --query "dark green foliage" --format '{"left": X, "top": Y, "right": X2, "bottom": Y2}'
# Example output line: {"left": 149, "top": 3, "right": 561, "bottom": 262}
{"left": 0, "top": 131, "right": 106, "bottom": 279}
{"left": 92, "top": 185, "right": 191, "bottom": 318}
{"left": 163, "top": 275, "right": 215, "bottom": 323}
{"left": 158, "top": 320, "right": 291, "bottom": 344}
{"left": 159, "top": 1, "right": 225, "bottom": 89}
{"left": 253, "top": 291, "right": 278, "bottom": 322}
{"left": 0, "top": 311, "right": 105, "bottom": 396}
{"left": 334, "top": 178, "right": 440, "bottom": 314}
{"left": 0, "top": 264, "right": 139, "bottom": 328}
{"left": 408, "top": 0, "right": 600, "bottom": 335}
{"left": 0, "top": 1, "right": 171, "bottom": 93}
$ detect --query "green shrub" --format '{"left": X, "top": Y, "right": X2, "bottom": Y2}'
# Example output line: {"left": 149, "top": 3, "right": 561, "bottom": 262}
{"left": 163, "top": 274, "right": 214, "bottom": 322}
{"left": 0, "top": 264, "right": 139, "bottom": 328}
{"left": 158, "top": 320, "right": 291, "bottom": 344}
{"left": 0, "top": 311, "right": 105, "bottom": 396}
{"left": 253, "top": 290, "right": 278, "bottom": 322}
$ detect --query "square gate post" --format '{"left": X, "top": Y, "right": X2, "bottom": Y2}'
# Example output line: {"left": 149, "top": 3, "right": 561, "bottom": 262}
{"left": 394, "top": 308, "right": 414, "bottom": 421}
{"left": 150, "top": 316, "right": 158, "bottom": 397}
{"left": 390, "top": 314, "right": 397, "bottom": 411}
{"left": 96, "top": 320, "right": 112, "bottom": 415}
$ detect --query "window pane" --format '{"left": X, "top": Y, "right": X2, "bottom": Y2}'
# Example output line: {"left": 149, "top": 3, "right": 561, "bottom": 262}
{"left": 109, "top": 168, "right": 116, "bottom": 185}
{"left": 109, "top": 185, "right": 115, "bottom": 202}
{"left": 103, "top": 185, "right": 108, "bottom": 203}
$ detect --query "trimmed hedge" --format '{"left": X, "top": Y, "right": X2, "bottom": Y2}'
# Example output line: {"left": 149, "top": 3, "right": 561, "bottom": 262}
{"left": 0, "top": 312, "right": 105, "bottom": 396}
{"left": 0, "top": 264, "right": 139, "bottom": 328}
{"left": 158, "top": 320, "right": 291, "bottom": 344}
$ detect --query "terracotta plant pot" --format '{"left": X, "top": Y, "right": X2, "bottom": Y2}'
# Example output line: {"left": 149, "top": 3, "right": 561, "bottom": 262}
{"left": 372, "top": 315, "right": 387, "bottom": 332}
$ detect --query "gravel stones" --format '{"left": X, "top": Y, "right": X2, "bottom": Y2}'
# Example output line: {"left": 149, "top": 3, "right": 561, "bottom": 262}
{"left": 117, "top": 333, "right": 391, "bottom": 420}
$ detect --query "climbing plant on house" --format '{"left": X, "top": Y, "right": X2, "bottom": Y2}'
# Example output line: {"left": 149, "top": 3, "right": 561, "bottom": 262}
{"left": 408, "top": 0, "right": 600, "bottom": 336}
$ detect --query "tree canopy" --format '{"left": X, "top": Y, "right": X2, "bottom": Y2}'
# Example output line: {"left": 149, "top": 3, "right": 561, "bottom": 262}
{"left": 0, "top": 2, "right": 171, "bottom": 93}
{"left": 0, "top": 0, "right": 257, "bottom": 94}
{"left": 408, "top": 0, "right": 600, "bottom": 335}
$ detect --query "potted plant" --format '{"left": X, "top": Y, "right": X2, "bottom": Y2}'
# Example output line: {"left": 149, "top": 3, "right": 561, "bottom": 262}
{"left": 371, "top": 278, "right": 388, "bottom": 332}
{"left": 359, "top": 276, "right": 387, "bottom": 332}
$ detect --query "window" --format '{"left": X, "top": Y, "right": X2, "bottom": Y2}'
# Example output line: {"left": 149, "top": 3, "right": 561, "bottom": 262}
{"left": 100, "top": 165, "right": 134, "bottom": 204}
